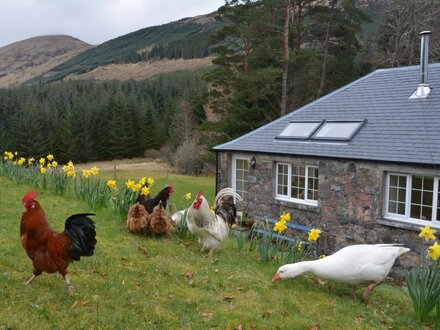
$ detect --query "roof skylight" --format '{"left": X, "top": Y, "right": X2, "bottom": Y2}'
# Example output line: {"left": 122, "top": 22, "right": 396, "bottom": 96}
{"left": 278, "top": 121, "right": 322, "bottom": 139}
{"left": 312, "top": 121, "right": 365, "bottom": 141}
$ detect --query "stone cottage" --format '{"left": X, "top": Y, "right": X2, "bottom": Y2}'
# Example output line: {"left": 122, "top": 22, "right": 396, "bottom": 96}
{"left": 213, "top": 37, "right": 440, "bottom": 269}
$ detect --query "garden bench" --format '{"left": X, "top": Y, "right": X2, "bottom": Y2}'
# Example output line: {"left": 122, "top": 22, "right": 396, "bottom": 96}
{"left": 252, "top": 216, "right": 311, "bottom": 244}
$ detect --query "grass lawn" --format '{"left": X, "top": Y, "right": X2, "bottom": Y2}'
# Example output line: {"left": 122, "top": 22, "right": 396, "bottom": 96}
{"left": 0, "top": 171, "right": 424, "bottom": 329}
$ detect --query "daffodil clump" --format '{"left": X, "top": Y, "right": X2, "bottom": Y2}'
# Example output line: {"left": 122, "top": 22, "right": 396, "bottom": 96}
{"left": 112, "top": 177, "right": 155, "bottom": 217}
{"left": 406, "top": 224, "right": 440, "bottom": 322}
{"left": 74, "top": 165, "right": 113, "bottom": 209}
{"left": 51, "top": 159, "right": 75, "bottom": 195}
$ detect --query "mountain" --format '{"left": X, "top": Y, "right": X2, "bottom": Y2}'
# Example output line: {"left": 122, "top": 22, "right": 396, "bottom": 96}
{"left": 30, "top": 13, "right": 223, "bottom": 84}
{"left": 0, "top": 35, "right": 91, "bottom": 87}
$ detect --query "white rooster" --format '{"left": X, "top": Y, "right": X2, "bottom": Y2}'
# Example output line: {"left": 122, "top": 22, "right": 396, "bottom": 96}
{"left": 186, "top": 188, "right": 242, "bottom": 253}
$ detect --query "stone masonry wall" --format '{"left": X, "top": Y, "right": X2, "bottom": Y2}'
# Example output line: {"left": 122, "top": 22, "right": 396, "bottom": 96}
{"left": 217, "top": 151, "right": 440, "bottom": 276}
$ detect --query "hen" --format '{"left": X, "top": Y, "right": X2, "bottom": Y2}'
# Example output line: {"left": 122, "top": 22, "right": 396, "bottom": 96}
{"left": 126, "top": 202, "right": 149, "bottom": 235}
{"left": 186, "top": 188, "right": 242, "bottom": 253}
{"left": 135, "top": 184, "right": 174, "bottom": 214}
{"left": 20, "top": 192, "right": 97, "bottom": 292}
{"left": 149, "top": 202, "right": 172, "bottom": 237}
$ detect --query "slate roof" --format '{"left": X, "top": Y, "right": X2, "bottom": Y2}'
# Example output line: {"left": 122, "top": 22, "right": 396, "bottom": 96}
{"left": 214, "top": 63, "right": 440, "bottom": 166}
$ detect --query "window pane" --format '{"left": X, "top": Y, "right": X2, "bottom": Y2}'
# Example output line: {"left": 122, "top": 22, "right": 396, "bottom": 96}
{"left": 397, "top": 202, "right": 406, "bottom": 215}
{"left": 390, "top": 175, "right": 398, "bottom": 187}
{"left": 388, "top": 174, "right": 407, "bottom": 215}
{"left": 389, "top": 187, "right": 397, "bottom": 201}
{"left": 389, "top": 201, "right": 397, "bottom": 213}
{"left": 399, "top": 176, "right": 407, "bottom": 188}
{"left": 312, "top": 122, "right": 363, "bottom": 140}
{"left": 410, "top": 176, "right": 433, "bottom": 221}
{"left": 413, "top": 176, "right": 423, "bottom": 190}
{"left": 279, "top": 122, "right": 321, "bottom": 138}
{"left": 411, "top": 190, "right": 421, "bottom": 204}
{"left": 277, "top": 164, "right": 288, "bottom": 196}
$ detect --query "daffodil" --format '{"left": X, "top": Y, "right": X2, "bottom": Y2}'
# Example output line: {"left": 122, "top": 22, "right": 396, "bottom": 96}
{"left": 17, "top": 157, "right": 26, "bottom": 166}
{"left": 428, "top": 242, "right": 440, "bottom": 261}
{"left": 47, "top": 162, "right": 52, "bottom": 168}
{"left": 107, "top": 180, "right": 117, "bottom": 190}
{"left": 28, "top": 157, "right": 35, "bottom": 165}
{"left": 51, "top": 161, "right": 58, "bottom": 167}
{"left": 297, "top": 241, "right": 303, "bottom": 252}
{"left": 139, "top": 177, "right": 147, "bottom": 185}
{"left": 274, "top": 220, "right": 287, "bottom": 234}
{"left": 419, "top": 225, "right": 437, "bottom": 241}
{"left": 82, "top": 169, "right": 91, "bottom": 178}
{"left": 279, "top": 212, "right": 291, "bottom": 222}
{"left": 141, "top": 186, "right": 150, "bottom": 196}
{"left": 90, "top": 166, "right": 99, "bottom": 175}
{"left": 147, "top": 177, "right": 155, "bottom": 187}
{"left": 40, "top": 167, "right": 47, "bottom": 174}
{"left": 125, "top": 179, "right": 135, "bottom": 189}
{"left": 39, "top": 158, "right": 46, "bottom": 165}
{"left": 184, "top": 193, "right": 192, "bottom": 200}
{"left": 66, "top": 170, "right": 76, "bottom": 177}
{"left": 132, "top": 183, "right": 142, "bottom": 192}
{"left": 47, "top": 154, "right": 54, "bottom": 161}
{"left": 308, "top": 228, "right": 322, "bottom": 241}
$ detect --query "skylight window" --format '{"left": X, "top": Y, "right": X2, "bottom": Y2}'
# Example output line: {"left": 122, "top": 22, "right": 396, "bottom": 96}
{"left": 312, "top": 121, "right": 365, "bottom": 141}
{"left": 278, "top": 121, "right": 322, "bottom": 139}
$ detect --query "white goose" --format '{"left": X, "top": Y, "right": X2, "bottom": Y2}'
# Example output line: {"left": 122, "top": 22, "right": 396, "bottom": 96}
{"left": 272, "top": 244, "right": 409, "bottom": 300}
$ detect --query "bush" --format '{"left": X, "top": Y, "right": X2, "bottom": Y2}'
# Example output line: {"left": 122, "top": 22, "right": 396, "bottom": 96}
{"left": 172, "top": 139, "right": 203, "bottom": 175}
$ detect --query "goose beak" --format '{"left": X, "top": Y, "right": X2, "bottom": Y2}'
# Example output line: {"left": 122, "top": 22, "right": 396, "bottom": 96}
{"left": 272, "top": 272, "right": 280, "bottom": 283}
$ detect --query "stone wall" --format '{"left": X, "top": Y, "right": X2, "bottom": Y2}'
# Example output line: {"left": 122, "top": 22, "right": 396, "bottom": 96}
{"left": 217, "top": 151, "right": 440, "bottom": 276}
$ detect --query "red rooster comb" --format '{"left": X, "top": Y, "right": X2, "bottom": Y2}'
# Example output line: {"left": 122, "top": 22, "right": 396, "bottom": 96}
{"left": 22, "top": 191, "right": 38, "bottom": 204}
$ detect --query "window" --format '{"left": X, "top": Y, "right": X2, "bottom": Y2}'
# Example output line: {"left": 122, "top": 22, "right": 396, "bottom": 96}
{"left": 312, "top": 121, "right": 365, "bottom": 141}
{"left": 232, "top": 157, "right": 249, "bottom": 201}
{"left": 278, "top": 122, "right": 322, "bottom": 139}
{"left": 385, "top": 173, "right": 440, "bottom": 227}
{"left": 276, "top": 163, "right": 319, "bottom": 206}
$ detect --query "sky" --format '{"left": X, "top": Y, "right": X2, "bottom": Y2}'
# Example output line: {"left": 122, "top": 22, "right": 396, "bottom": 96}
{"left": 0, "top": 0, "right": 225, "bottom": 48}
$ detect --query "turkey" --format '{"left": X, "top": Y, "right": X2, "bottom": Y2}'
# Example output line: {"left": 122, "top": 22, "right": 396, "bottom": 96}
{"left": 186, "top": 188, "right": 242, "bottom": 253}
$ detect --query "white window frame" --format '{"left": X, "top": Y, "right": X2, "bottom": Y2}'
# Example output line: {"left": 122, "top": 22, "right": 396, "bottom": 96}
{"left": 275, "top": 162, "right": 319, "bottom": 206}
{"left": 384, "top": 172, "right": 440, "bottom": 227}
{"left": 231, "top": 155, "right": 250, "bottom": 201}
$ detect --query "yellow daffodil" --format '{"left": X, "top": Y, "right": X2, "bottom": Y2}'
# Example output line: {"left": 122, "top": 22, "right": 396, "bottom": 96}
{"left": 17, "top": 157, "right": 26, "bottom": 166}
{"left": 308, "top": 228, "right": 322, "bottom": 241}
{"left": 51, "top": 161, "right": 58, "bottom": 167}
{"left": 141, "top": 186, "right": 150, "bottom": 196}
{"left": 90, "top": 166, "right": 99, "bottom": 175}
{"left": 14, "top": 151, "right": 18, "bottom": 155}
{"left": 126, "top": 179, "right": 135, "bottom": 189}
{"left": 279, "top": 212, "right": 291, "bottom": 222}
{"left": 66, "top": 170, "right": 76, "bottom": 177}
{"left": 28, "top": 157, "right": 35, "bottom": 165}
{"left": 147, "top": 177, "right": 155, "bottom": 187}
{"left": 107, "top": 180, "right": 117, "bottom": 190}
{"left": 274, "top": 220, "right": 287, "bottom": 234}
{"left": 139, "top": 177, "right": 147, "bottom": 185}
{"left": 132, "top": 183, "right": 142, "bottom": 192}
{"left": 39, "top": 158, "right": 46, "bottom": 165}
{"left": 419, "top": 225, "right": 437, "bottom": 241}
{"left": 82, "top": 169, "right": 91, "bottom": 178}
{"left": 297, "top": 241, "right": 303, "bottom": 252}
{"left": 184, "top": 193, "right": 192, "bottom": 200}
{"left": 40, "top": 167, "right": 47, "bottom": 174}
{"left": 428, "top": 242, "right": 440, "bottom": 261}
{"left": 47, "top": 154, "right": 54, "bottom": 161}
{"left": 47, "top": 162, "right": 52, "bottom": 168}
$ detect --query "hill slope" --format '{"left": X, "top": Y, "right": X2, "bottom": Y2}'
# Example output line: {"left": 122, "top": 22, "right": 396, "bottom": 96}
{"left": 33, "top": 13, "right": 222, "bottom": 84}
{"left": 0, "top": 35, "right": 91, "bottom": 87}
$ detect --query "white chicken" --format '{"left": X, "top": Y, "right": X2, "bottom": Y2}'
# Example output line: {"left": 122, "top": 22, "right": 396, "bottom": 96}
{"left": 186, "top": 188, "right": 242, "bottom": 253}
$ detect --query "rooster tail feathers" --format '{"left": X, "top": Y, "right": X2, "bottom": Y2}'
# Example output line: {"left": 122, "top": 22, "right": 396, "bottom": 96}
{"left": 214, "top": 188, "right": 242, "bottom": 209}
{"left": 64, "top": 213, "right": 97, "bottom": 261}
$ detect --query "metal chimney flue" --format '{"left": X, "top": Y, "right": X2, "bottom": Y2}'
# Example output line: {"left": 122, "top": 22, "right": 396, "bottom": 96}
{"left": 410, "top": 31, "right": 431, "bottom": 99}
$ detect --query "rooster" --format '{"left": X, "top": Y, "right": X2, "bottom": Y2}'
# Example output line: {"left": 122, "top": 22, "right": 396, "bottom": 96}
{"left": 20, "top": 192, "right": 97, "bottom": 292}
{"left": 126, "top": 202, "right": 149, "bottom": 235}
{"left": 186, "top": 188, "right": 242, "bottom": 253}
{"left": 135, "top": 184, "right": 174, "bottom": 214}
{"left": 149, "top": 202, "right": 172, "bottom": 237}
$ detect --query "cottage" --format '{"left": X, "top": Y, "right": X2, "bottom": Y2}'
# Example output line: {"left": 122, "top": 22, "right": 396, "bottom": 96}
{"left": 213, "top": 33, "right": 440, "bottom": 271}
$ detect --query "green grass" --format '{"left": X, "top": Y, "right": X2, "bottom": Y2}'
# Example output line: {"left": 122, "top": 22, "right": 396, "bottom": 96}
{"left": 0, "top": 173, "right": 425, "bottom": 329}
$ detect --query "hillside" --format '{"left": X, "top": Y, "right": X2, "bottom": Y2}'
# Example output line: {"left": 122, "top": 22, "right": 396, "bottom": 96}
{"left": 32, "top": 13, "right": 223, "bottom": 84}
{"left": 0, "top": 35, "right": 91, "bottom": 87}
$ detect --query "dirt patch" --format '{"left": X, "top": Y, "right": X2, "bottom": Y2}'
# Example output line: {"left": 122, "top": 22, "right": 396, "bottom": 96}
{"left": 76, "top": 158, "right": 174, "bottom": 172}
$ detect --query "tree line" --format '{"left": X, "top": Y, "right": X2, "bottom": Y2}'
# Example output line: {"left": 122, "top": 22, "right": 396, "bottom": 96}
{"left": 0, "top": 71, "right": 207, "bottom": 163}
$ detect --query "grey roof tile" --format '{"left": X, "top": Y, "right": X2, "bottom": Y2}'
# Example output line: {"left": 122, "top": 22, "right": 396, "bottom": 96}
{"left": 214, "top": 64, "right": 440, "bottom": 166}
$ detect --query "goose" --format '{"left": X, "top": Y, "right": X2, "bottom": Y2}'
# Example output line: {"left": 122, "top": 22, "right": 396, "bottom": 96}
{"left": 272, "top": 244, "right": 409, "bottom": 300}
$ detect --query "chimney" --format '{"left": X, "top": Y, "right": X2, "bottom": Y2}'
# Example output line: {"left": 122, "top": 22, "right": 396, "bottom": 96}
{"left": 410, "top": 31, "right": 431, "bottom": 99}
